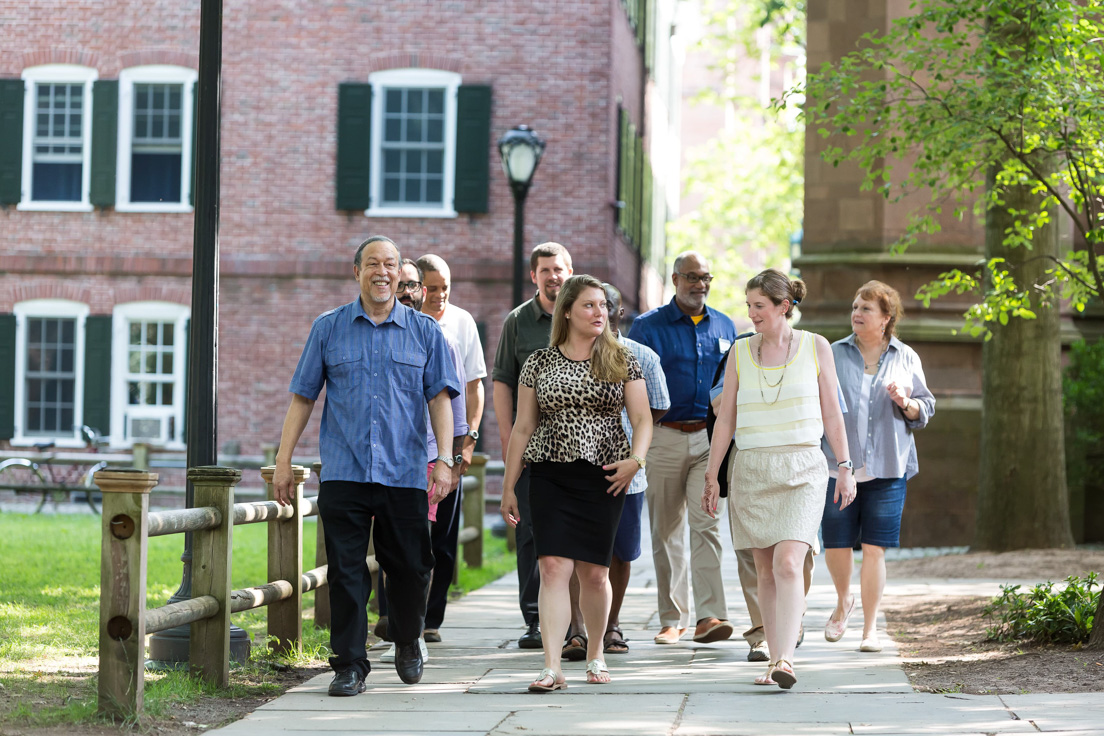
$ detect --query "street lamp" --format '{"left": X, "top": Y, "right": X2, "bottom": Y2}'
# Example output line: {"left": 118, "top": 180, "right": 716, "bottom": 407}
{"left": 497, "top": 125, "right": 546, "bottom": 307}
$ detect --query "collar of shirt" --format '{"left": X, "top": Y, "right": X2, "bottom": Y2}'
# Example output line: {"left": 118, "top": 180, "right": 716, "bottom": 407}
{"left": 526, "top": 293, "right": 553, "bottom": 322}
{"left": 660, "top": 296, "right": 712, "bottom": 325}
{"left": 348, "top": 298, "right": 410, "bottom": 328}
{"left": 839, "top": 332, "right": 905, "bottom": 359}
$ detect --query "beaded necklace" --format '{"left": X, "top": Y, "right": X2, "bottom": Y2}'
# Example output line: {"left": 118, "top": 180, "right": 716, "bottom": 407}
{"left": 756, "top": 329, "right": 794, "bottom": 405}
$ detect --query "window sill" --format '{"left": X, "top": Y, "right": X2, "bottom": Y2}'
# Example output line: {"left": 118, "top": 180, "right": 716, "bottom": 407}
{"left": 114, "top": 203, "right": 194, "bottom": 214}
{"left": 366, "top": 206, "right": 458, "bottom": 219}
{"left": 8, "top": 437, "right": 88, "bottom": 449}
{"left": 17, "top": 201, "right": 94, "bottom": 212}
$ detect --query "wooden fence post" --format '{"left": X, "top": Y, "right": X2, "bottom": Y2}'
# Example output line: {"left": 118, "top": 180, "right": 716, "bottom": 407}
{"left": 311, "top": 461, "right": 330, "bottom": 629}
{"left": 463, "top": 454, "right": 486, "bottom": 570}
{"left": 96, "top": 468, "right": 159, "bottom": 720}
{"left": 188, "top": 466, "right": 242, "bottom": 686}
{"left": 261, "top": 464, "right": 308, "bottom": 655}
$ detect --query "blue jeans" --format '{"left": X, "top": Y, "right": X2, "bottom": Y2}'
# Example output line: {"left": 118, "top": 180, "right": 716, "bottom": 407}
{"left": 821, "top": 475, "right": 907, "bottom": 549}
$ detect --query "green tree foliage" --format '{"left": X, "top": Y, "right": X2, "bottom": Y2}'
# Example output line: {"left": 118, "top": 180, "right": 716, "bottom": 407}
{"left": 797, "top": 0, "right": 1104, "bottom": 336}
{"left": 667, "top": 0, "right": 805, "bottom": 318}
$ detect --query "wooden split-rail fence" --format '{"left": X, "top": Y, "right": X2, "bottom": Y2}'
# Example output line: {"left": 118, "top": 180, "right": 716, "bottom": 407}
{"left": 95, "top": 455, "right": 489, "bottom": 719}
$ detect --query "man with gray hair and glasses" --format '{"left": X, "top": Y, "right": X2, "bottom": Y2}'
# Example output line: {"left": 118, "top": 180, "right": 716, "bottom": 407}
{"left": 627, "top": 251, "right": 737, "bottom": 646}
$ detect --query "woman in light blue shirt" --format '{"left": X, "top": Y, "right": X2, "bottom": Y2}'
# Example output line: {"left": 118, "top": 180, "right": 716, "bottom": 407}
{"left": 821, "top": 281, "right": 935, "bottom": 653}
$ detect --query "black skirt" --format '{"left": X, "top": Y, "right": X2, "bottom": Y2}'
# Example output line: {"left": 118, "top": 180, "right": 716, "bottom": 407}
{"left": 529, "top": 459, "right": 627, "bottom": 567}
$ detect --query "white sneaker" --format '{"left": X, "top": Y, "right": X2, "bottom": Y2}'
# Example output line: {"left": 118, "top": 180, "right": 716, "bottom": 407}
{"left": 380, "top": 643, "right": 396, "bottom": 663}
{"left": 380, "top": 638, "right": 429, "bottom": 663}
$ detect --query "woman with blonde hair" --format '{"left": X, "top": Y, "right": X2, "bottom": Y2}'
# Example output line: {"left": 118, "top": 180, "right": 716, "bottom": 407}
{"left": 702, "top": 268, "right": 855, "bottom": 689}
{"left": 821, "top": 281, "right": 934, "bottom": 652}
{"left": 501, "top": 274, "right": 653, "bottom": 692}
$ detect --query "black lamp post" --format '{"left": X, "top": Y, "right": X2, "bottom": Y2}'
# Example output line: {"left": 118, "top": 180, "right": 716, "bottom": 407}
{"left": 497, "top": 126, "right": 546, "bottom": 308}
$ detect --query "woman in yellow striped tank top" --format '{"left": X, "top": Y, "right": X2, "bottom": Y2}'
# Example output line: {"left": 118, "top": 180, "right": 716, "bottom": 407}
{"left": 701, "top": 268, "right": 855, "bottom": 690}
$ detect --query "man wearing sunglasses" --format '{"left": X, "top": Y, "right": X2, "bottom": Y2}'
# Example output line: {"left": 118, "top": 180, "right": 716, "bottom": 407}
{"left": 628, "top": 251, "right": 737, "bottom": 646}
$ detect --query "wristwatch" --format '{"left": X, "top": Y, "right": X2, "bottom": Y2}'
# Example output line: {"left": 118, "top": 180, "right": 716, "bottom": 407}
{"left": 436, "top": 455, "right": 455, "bottom": 468}
{"left": 453, "top": 453, "right": 465, "bottom": 467}
{"left": 630, "top": 454, "right": 646, "bottom": 469}
{"left": 837, "top": 459, "right": 853, "bottom": 471}
{"left": 466, "top": 429, "right": 480, "bottom": 440}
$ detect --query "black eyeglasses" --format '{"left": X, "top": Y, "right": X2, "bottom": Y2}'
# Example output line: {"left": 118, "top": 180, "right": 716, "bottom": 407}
{"left": 676, "top": 272, "right": 714, "bottom": 285}
{"left": 397, "top": 281, "right": 423, "bottom": 292}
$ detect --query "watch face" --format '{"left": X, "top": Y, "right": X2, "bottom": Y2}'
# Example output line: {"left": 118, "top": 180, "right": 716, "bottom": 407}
{"left": 468, "top": 429, "right": 479, "bottom": 440}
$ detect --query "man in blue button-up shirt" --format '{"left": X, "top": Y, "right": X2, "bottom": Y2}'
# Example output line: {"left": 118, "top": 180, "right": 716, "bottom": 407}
{"left": 628, "top": 251, "right": 737, "bottom": 646}
{"left": 273, "top": 236, "right": 460, "bottom": 695}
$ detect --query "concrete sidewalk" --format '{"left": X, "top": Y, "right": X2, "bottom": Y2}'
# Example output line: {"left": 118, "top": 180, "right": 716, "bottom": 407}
{"left": 213, "top": 531, "right": 1104, "bottom": 735}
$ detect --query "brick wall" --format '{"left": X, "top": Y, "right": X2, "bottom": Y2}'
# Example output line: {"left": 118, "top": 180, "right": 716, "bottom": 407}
{"left": 1, "top": 0, "right": 653, "bottom": 459}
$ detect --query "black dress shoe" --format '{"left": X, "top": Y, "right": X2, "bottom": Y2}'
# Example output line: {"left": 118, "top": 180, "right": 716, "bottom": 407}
{"left": 518, "top": 620, "right": 542, "bottom": 649}
{"left": 394, "top": 641, "right": 423, "bottom": 684}
{"left": 328, "top": 669, "right": 366, "bottom": 696}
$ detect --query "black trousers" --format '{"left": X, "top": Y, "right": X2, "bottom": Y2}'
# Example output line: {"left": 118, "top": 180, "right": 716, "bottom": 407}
{"left": 318, "top": 480, "right": 433, "bottom": 677}
{"left": 514, "top": 465, "right": 540, "bottom": 625}
{"left": 425, "top": 481, "right": 461, "bottom": 630}
{"left": 375, "top": 481, "right": 459, "bottom": 630}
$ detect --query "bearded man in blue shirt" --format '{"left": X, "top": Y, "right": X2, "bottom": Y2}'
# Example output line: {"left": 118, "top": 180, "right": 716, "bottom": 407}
{"left": 273, "top": 235, "right": 461, "bottom": 696}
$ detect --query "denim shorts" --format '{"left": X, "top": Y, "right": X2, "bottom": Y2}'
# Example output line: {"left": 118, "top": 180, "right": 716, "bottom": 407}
{"left": 612, "top": 491, "right": 645, "bottom": 562}
{"left": 821, "top": 475, "right": 908, "bottom": 548}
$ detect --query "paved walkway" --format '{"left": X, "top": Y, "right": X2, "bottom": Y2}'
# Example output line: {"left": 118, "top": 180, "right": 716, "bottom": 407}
{"left": 214, "top": 527, "right": 1104, "bottom": 735}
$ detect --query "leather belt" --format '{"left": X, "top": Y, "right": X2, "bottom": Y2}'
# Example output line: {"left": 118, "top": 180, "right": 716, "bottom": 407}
{"left": 659, "top": 420, "right": 707, "bottom": 433}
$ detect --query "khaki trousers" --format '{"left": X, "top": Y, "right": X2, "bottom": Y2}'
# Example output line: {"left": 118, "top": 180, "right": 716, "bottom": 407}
{"left": 644, "top": 425, "right": 728, "bottom": 629}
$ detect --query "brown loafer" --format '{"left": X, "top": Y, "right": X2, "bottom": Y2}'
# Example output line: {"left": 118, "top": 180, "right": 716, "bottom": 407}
{"left": 693, "top": 617, "right": 734, "bottom": 643}
{"left": 653, "top": 626, "right": 687, "bottom": 644}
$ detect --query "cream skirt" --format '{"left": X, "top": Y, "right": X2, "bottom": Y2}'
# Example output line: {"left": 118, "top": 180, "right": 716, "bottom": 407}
{"left": 727, "top": 444, "right": 828, "bottom": 551}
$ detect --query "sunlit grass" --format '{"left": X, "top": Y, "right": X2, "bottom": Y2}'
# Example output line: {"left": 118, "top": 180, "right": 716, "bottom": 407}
{"left": 0, "top": 511, "right": 514, "bottom": 728}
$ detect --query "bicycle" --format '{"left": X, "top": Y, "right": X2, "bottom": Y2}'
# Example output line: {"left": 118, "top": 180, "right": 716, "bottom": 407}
{"left": 0, "top": 425, "right": 109, "bottom": 515}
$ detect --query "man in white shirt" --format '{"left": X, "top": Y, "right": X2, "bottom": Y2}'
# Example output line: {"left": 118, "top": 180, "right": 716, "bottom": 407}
{"left": 415, "top": 254, "right": 488, "bottom": 641}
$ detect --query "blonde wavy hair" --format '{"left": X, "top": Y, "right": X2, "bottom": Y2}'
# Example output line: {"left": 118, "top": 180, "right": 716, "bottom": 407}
{"left": 550, "top": 274, "right": 630, "bottom": 383}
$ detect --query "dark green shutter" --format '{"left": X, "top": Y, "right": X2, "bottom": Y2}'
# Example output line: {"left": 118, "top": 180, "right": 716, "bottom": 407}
{"left": 632, "top": 132, "right": 643, "bottom": 248}
{"left": 189, "top": 82, "right": 197, "bottom": 206}
{"left": 336, "top": 82, "right": 372, "bottom": 210}
{"left": 617, "top": 107, "right": 628, "bottom": 232}
{"left": 83, "top": 315, "right": 112, "bottom": 436}
{"left": 454, "top": 85, "right": 492, "bottom": 213}
{"left": 641, "top": 151, "right": 653, "bottom": 259}
{"left": 90, "top": 80, "right": 118, "bottom": 208}
{"left": 0, "top": 79, "right": 24, "bottom": 206}
{"left": 0, "top": 314, "right": 15, "bottom": 439}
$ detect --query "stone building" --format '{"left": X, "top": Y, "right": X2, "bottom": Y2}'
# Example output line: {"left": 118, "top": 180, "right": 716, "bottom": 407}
{"left": 0, "top": 0, "right": 680, "bottom": 461}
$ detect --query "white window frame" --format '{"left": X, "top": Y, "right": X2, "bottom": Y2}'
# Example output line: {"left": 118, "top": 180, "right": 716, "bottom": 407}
{"left": 116, "top": 65, "right": 197, "bottom": 213}
{"left": 11, "top": 299, "right": 89, "bottom": 447}
{"left": 18, "top": 64, "right": 98, "bottom": 212}
{"left": 366, "top": 68, "right": 460, "bottom": 219}
{"left": 110, "top": 302, "right": 189, "bottom": 450}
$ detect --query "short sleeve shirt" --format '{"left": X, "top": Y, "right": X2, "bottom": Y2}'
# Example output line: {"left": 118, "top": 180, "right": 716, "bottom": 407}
{"left": 439, "top": 303, "right": 487, "bottom": 381}
{"left": 518, "top": 346, "right": 643, "bottom": 466}
{"left": 492, "top": 295, "right": 553, "bottom": 417}
{"left": 288, "top": 299, "right": 461, "bottom": 488}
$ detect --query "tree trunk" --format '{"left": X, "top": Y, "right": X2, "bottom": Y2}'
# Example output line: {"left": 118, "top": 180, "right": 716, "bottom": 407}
{"left": 973, "top": 165, "right": 1074, "bottom": 551}
{"left": 1090, "top": 594, "right": 1104, "bottom": 650}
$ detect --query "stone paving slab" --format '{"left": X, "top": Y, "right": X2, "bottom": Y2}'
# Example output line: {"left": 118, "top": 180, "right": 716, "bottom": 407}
{"left": 210, "top": 507, "right": 1102, "bottom": 735}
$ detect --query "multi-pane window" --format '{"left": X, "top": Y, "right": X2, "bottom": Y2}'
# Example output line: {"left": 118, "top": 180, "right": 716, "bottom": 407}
{"left": 31, "top": 83, "right": 84, "bottom": 202}
{"left": 125, "top": 320, "right": 176, "bottom": 442}
{"left": 110, "top": 302, "right": 187, "bottom": 448}
{"left": 366, "top": 69, "right": 459, "bottom": 217}
{"left": 381, "top": 88, "right": 446, "bottom": 207}
{"left": 130, "top": 83, "right": 184, "bottom": 203}
{"left": 23, "top": 317, "right": 77, "bottom": 435}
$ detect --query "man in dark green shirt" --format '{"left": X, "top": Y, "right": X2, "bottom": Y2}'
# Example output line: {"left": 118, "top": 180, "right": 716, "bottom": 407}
{"left": 492, "top": 242, "right": 572, "bottom": 648}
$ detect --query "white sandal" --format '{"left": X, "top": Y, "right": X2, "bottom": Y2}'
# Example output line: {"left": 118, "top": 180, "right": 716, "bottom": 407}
{"left": 585, "top": 658, "right": 610, "bottom": 684}
{"left": 527, "top": 667, "right": 567, "bottom": 692}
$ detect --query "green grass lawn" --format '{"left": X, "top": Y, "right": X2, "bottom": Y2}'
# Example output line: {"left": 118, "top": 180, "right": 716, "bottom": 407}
{"left": 0, "top": 512, "right": 514, "bottom": 727}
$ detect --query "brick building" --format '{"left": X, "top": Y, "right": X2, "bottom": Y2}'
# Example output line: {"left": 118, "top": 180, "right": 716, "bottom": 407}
{"left": 0, "top": 0, "right": 681, "bottom": 460}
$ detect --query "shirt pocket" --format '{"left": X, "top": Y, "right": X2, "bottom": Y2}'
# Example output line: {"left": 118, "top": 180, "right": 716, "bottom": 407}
{"left": 325, "top": 349, "right": 362, "bottom": 389}
{"left": 391, "top": 350, "right": 427, "bottom": 394}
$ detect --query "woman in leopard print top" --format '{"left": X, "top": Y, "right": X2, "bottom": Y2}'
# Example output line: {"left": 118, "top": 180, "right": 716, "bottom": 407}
{"left": 501, "top": 275, "right": 652, "bottom": 693}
